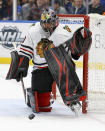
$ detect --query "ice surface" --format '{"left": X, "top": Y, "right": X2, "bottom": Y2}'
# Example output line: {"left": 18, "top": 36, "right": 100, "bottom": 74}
{"left": 0, "top": 64, "right": 105, "bottom": 131}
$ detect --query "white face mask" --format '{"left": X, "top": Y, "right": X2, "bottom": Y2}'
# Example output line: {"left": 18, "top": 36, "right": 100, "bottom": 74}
{"left": 41, "top": 22, "right": 56, "bottom": 34}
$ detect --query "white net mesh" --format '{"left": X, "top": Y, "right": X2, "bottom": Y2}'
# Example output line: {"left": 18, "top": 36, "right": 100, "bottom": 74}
{"left": 87, "top": 14, "right": 105, "bottom": 112}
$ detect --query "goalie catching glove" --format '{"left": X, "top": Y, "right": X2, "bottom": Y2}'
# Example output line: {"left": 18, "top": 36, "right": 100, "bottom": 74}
{"left": 36, "top": 38, "right": 54, "bottom": 58}
{"left": 6, "top": 51, "right": 29, "bottom": 82}
{"left": 64, "top": 27, "right": 92, "bottom": 60}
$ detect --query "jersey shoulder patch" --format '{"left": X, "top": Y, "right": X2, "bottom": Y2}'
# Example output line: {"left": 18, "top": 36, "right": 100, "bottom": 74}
{"left": 63, "top": 25, "right": 71, "bottom": 32}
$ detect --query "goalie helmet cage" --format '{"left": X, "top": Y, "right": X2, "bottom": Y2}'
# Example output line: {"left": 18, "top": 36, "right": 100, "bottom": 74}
{"left": 52, "top": 14, "right": 105, "bottom": 113}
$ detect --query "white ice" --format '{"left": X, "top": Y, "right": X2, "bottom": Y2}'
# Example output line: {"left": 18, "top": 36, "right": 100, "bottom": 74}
{"left": 0, "top": 64, "right": 105, "bottom": 131}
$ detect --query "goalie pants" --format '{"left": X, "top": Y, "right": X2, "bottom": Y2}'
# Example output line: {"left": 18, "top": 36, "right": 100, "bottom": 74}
{"left": 31, "top": 68, "right": 54, "bottom": 93}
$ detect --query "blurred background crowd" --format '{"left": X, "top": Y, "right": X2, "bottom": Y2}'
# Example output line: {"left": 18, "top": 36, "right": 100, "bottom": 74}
{"left": 0, "top": 0, "right": 105, "bottom": 21}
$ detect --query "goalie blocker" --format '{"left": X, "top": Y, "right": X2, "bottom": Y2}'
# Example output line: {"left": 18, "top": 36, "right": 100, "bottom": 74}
{"left": 44, "top": 27, "right": 92, "bottom": 106}
{"left": 6, "top": 51, "right": 29, "bottom": 81}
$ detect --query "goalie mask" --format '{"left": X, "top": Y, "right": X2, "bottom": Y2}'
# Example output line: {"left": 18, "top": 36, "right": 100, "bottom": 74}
{"left": 40, "top": 9, "right": 59, "bottom": 34}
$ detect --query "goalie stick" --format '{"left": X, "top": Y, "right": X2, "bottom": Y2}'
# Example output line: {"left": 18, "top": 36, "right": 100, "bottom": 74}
{"left": 13, "top": 43, "right": 27, "bottom": 102}
{"left": 20, "top": 76, "right": 36, "bottom": 120}
{"left": 20, "top": 74, "right": 26, "bottom": 102}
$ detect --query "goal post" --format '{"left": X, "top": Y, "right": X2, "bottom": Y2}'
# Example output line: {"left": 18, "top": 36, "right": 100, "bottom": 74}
{"left": 52, "top": 14, "right": 105, "bottom": 113}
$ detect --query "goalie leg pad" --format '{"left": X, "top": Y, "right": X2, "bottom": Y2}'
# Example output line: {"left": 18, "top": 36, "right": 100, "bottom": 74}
{"left": 26, "top": 88, "right": 39, "bottom": 113}
{"left": 44, "top": 45, "right": 85, "bottom": 105}
{"left": 37, "top": 92, "right": 52, "bottom": 112}
{"left": 26, "top": 88, "right": 52, "bottom": 112}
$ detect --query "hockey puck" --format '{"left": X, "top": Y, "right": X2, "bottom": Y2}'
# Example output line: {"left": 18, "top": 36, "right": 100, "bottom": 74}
{"left": 28, "top": 113, "right": 35, "bottom": 120}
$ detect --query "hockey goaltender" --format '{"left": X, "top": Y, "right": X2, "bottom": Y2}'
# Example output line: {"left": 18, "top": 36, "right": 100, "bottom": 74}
{"left": 6, "top": 9, "right": 92, "bottom": 114}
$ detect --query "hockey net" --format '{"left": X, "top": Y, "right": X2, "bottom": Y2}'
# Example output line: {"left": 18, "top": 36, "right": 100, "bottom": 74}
{"left": 53, "top": 14, "right": 105, "bottom": 113}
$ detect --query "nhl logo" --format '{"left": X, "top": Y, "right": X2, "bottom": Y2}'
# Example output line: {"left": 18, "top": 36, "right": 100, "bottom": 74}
{"left": 0, "top": 26, "right": 24, "bottom": 50}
